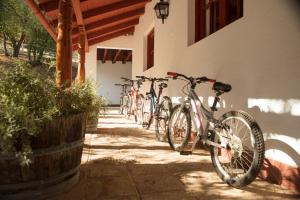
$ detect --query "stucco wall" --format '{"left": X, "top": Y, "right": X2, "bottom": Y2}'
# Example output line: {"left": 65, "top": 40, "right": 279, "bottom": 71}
{"left": 97, "top": 61, "right": 132, "bottom": 105}
{"left": 131, "top": 0, "right": 300, "bottom": 167}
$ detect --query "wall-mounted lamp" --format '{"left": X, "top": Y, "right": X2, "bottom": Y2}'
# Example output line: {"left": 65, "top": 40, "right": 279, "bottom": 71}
{"left": 154, "top": 0, "right": 169, "bottom": 24}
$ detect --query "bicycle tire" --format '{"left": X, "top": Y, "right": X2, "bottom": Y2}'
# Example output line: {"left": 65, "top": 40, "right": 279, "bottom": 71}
{"left": 155, "top": 96, "right": 172, "bottom": 141}
{"left": 210, "top": 110, "right": 265, "bottom": 188}
{"left": 167, "top": 104, "right": 191, "bottom": 151}
{"left": 142, "top": 97, "right": 152, "bottom": 129}
{"left": 136, "top": 94, "right": 144, "bottom": 125}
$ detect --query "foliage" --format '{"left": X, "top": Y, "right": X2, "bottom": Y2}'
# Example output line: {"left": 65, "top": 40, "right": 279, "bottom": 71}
{"left": 0, "top": 0, "right": 30, "bottom": 57}
{"left": 0, "top": 0, "right": 55, "bottom": 60}
{"left": 0, "top": 61, "right": 58, "bottom": 165}
{"left": 0, "top": 61, "right": 105, "bottom": 165}
{"left": 26, "top": 13, "right": 56, "bottom": 64}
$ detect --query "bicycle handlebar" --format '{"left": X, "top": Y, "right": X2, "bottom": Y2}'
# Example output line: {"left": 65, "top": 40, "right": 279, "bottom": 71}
{"left": 136, "top": 76, "right": 168, "bottom": 82}
{"left": 167, "top": 72, "right": 216, "bottom": 84}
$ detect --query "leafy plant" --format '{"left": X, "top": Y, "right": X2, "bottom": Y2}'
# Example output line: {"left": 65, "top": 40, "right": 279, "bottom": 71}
{"left": 0, "top": 61, "right": 105, "bottom": 165}
{"left": 0, "top": 61, "right": 58, "bottom": 165}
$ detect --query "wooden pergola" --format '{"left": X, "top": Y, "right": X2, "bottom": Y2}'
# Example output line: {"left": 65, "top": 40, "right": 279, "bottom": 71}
{"left": 24, "top": 0, "right": 150, "bottom": 86}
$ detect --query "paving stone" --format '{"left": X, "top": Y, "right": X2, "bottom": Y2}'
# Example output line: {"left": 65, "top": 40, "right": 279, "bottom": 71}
{"left": 49, "top": 108, "right": 300, "bottom": 200}
{"left": 142, "top": 190, "right": 198, "bottom": 200}
{"left": 132, "top": 174, "right": 185, "bottom": 195}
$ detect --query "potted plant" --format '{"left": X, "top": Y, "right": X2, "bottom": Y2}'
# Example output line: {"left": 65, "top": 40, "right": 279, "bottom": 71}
{"left": 0, "top": 61, "right": 104, "bottom": 199}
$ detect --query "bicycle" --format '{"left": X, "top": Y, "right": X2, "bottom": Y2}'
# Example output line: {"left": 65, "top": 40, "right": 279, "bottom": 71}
{"left": 137, "top": 76, "right": 173, "bottom": 141}
{"left": 166, "top": 71, "right": 265, "bottom": 188}
{"left": 120, "top": 77, "right": 144, "bottom": 124}
{"left": 114, "top": 83, "right": 130, "bottom": 115}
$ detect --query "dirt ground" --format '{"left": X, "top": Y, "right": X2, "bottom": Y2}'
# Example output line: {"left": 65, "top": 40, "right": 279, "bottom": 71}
{"left": 49, "top": 108, "right": 299, "bottom": 200}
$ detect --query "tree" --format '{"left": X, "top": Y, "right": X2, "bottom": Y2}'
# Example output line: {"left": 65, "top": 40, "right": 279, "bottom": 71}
{"left": 0, "top": 0, "right": 29, "bottom": 57}
{"left": 26, "top": 15, "right": 56, "bottom": 65}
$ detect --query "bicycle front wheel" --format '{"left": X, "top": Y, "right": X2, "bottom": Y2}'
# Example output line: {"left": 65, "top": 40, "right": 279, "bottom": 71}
{"left": 136, "top": 94, "right": 144, "bottom": 124}
{"left": 210, "top": 110, "right": 265, "bottom": 188}
{"left": 155, "top": 96, "right": 172, "bottom": 142}
{"left": 142, "top": 97, "right": 152, "bottom": 129}
{"left": 167, "top": 104, "right": 191, "bottom": 151}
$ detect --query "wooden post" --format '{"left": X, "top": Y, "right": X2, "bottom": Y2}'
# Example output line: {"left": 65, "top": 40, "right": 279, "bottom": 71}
{"left": 56, "top": 0, "right": 73, "bottom": 87}
{"left": 76, "top": 29, "right": 86, "bottom": 83}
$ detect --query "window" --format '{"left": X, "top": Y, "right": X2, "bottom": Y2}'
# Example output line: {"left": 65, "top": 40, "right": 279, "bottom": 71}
{"left": 146, "top": 28, "right": 154, "bottom": 70}
{"left": 195, "top": 0, "right": 243, "bottom": 42}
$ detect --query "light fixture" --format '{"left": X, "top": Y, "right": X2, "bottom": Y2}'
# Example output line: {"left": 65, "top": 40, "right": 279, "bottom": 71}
{"left": 154, "top": 0, "right": 169, "bottom": 24}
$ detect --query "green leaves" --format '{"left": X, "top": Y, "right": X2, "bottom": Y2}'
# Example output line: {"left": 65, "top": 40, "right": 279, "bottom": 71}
{"left": 0, "top": 61, "right": 106, "bottom": 166}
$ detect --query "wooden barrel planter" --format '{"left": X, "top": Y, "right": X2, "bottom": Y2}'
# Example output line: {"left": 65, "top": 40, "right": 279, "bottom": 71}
{"left": 85, "top": 111, "right": 99, "bottom": 134}
{"left": 0, "top": 113, "right": 86, "bottom": 200}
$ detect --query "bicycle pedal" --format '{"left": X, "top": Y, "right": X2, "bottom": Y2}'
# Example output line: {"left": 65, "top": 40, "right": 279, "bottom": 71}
{"left": 180, "top": 151, "right": 192, "bottom": 155}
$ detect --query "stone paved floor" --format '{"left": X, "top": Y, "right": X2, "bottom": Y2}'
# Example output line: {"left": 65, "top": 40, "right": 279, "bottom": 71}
{"left": 50, "top": 108, "right": 299, "bottom": 200}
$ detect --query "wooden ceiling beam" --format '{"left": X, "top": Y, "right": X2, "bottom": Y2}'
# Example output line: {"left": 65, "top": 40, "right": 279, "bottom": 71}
{"left": 71, "top": 0, "right": 89, "bottom": 52}
{"left": 113, "top": 50, "right": 122, "bottom": 63}
{"left": 125, "top": 51, "right": 132, "bottom": 62}
{"left": 52, "top": 0, "right": 148, "bottom": 26}
{"left": 39, "top": 0, "right": 87, "bottom": 13}
{"left": 73, "top": 27, "right": 134, "bottom": 51}
{"left": 102, "top": 49, "right": 108, "bottom": 63}
{"left": 73, "top": 18, "right": 139, "bottom": 44}
{"left": 82, "top": 0, "right": 149, "bottom": 20}
{"left": 72, "top": 8, "right": 144, "bottom": 35}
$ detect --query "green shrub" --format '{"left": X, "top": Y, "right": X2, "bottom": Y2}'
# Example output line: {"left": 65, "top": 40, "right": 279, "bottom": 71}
{"left": 0, "top": 61, "right": 105, "bottom": 165}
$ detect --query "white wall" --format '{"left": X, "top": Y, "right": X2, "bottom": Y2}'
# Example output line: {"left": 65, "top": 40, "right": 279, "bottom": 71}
{"left": 86, "top": 34, "right": 133, "bottom": 81}
{"left": 131, "top": 0, "right": 300, "bottom": 167}
{"left": 97, "top": 61, "right": 132, "bottom": 105}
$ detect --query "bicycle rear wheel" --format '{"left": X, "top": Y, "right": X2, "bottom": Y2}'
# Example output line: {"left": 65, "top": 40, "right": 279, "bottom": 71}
{"left": 210, "top": 110, "right": 265, "bottom": 188}
{"left": 155, "top": 96, "right": 172, "bottom": 141}
{"left": 167, "top": 104, "right": 191, "bottom": 151}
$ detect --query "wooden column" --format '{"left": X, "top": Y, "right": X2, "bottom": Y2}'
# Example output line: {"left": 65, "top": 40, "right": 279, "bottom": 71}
{"left": 76, "top": 29, "right": 86, "bottom": 83}
{"left": 56, "top": 0, "right": 73, "bottom": 87}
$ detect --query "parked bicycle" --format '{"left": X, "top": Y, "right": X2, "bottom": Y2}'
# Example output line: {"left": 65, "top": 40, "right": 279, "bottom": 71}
{"left": 120, "top": 77, "right": 144, "bottom": 123}
{"left": 137, "top": 76, "right": 173, "bottom": 141}
{"left": 114, "top": 83, "right": 130, "bottom": 114}
{"left": 166, "top": 72, "right": 265, "bottom": 188}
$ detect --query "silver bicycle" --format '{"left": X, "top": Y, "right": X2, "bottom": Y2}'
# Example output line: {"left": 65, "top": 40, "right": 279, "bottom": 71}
{"left": 166, "top": 72, "right": 265, "bottom": 188}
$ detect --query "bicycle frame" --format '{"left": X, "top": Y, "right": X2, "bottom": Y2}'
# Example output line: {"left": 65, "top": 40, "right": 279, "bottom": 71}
{"left": 174, "top": 88, "right": 226, "bottom": 150}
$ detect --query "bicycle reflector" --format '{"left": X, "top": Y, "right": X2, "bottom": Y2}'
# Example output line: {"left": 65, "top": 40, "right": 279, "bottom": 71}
{"left": 167, "top": 72, "right": 178, "bottom": 77}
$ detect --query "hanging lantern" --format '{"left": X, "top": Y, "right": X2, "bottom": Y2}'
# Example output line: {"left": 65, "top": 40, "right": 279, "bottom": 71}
{"left": 154, "top": 0, "right": 169, "bottom": 24}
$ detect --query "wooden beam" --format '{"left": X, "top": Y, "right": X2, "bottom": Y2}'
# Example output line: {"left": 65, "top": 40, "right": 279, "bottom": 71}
{"left": 71, "top": 0, "right": 88, "bottom": 52}
{"left": 72, "top": 8, "right": 144, "bottom": 35}
{"left": 113, "top": 50, "right": 122, "bottom": 63}
{"left": 82, "top": 0, "right": 149, "bottom": 20}
{"left": 73, "top": 18, "right": 139, "bottom": 43}
{"left": 39, "top": 0, "right": 87, "bottom": 13}
{"left": 56, "top": 0, "right": 73, "bottom": 87}
{"left": 24, "top": 0, "right": 57, "bottom": 41}
{"left": 52, "top": 0, "right": 148, "bottom": 26}
{"left": 73, "top": 27, "right": 134, "bottom": 51}
{"left": 102, "top": 49, "right": 108, "bottom": 63}
{"left": 125, "top": 51, "right": 132, "bottom": 62}
{"left": 88, "top": 27, "right": 134, "bottom": 46}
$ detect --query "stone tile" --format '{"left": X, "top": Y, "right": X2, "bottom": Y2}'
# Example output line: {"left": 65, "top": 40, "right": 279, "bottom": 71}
{"left": 126, "top": 163, "right": 168, "bottom": 176}
{"left": 94, "top": 176, "right": 138, "bottom": 199}
{"left": 86, "top": 163, "right": 127, "bottom": 178}
{"left": 142, "top": 191, "right": 198, "bottom": 200}
{"left": 132, "top": 174, "right": 185, "bottom": 195}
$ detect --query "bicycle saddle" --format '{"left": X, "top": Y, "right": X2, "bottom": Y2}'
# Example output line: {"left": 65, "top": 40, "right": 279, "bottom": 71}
{"left": 213, "top": 82, "right": 232, "bottom": 93}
